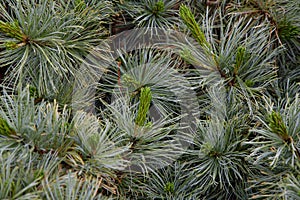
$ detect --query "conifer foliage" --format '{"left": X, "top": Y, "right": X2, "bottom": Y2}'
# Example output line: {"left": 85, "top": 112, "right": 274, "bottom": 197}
{"left": 0, "top": 0, "right": 299, "bottom": 199}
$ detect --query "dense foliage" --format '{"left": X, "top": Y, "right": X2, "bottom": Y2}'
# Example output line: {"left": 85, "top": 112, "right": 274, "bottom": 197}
{"left": 0, "top": 0, "right": 299, "bottom": 199}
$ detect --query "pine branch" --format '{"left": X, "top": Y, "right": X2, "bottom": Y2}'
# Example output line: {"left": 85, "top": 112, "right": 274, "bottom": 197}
{"left": 179, "top": 5, "right": 210, "bottom": 49}
{"left": 0, "top": 20, "right": 28, "bottom": 49}
{"left": 0, "top": 20, "right": 24, "bottom": 40}
{"left": 268, "top": 111, "right": 290, "bottom": 143}
{"left": 135, "top": 86, "right": 152, "bottom": 126}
